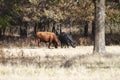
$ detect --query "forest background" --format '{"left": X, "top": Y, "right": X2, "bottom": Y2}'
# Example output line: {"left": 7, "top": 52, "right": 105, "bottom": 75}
{"left": 0, "top": 0, "right": 120, "bottom": 47}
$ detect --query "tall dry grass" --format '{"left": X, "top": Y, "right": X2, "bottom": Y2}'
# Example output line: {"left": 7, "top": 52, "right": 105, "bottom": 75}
{"left": 0, "top": 64, "right": 120, "bottom": 80}
{"left": 0, "top": 46, "right": 120, "bottom": 80}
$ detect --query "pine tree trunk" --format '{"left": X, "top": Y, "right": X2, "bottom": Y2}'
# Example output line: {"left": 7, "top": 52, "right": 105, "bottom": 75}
{"left": 93, "top": 0, "right": 106, "bottom": 54}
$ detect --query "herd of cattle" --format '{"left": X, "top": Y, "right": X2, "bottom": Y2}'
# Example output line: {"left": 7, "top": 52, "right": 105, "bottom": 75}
{"left": 36, "top": 28, "right": 76, "bottom": 48}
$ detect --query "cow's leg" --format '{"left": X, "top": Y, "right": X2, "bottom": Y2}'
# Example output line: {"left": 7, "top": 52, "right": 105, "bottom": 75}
{"left": 38, "top": 39, "right": 40, "bottom": 47}
{"left": 48, "top": 38, "right": 52, "bottom": 48}
{"left": 67, "top": 42, "right": 69, "bottom": 48}
{"left": 48, "top": 42, "right": 51, "bottom": 48}
{"left": 61, "top": 42, "right": 63, "bottom": 48}
{"left": 54, "top": 42, "right": 58, "bottom": 48}
{"left": 67, "top": 45, "right": 69, "bottom": 48}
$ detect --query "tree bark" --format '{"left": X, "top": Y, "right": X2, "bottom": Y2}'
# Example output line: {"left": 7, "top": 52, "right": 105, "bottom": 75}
{"left": 84, "top": 21, "right": 88, "bottom": 37}
{"left": 93, "top": 0, "right": 106, "bottom": 54}
{"left": 92, "top": 20, "right": 95, "bottom": 38}
{"left": 0, "top": 28, "right": 2, "bottom": 38}
{"left": 27, "top": 22, "right": 35, "bottom": 38}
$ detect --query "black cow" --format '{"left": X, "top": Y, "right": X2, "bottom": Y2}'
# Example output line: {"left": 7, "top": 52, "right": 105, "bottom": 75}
{"left": 52, "top": 25, "right": 76, "bottom": 48}
{"left": 58, "top": 32, "right": 76, "bottom": 48}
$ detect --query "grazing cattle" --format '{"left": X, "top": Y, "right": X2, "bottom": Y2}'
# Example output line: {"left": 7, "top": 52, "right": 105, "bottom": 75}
{"left": 58, "top": 32, "right": 76, "bottom": 48}
{"left": 52, "top": 25, "right": 76, "bottom": 48}
{"left": 36, "top": 32, "right": 60, "bottom": 48}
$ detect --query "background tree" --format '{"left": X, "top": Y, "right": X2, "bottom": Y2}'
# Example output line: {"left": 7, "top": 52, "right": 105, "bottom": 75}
{"left": 93, "top": 0, "right": 106, "bottom": 54}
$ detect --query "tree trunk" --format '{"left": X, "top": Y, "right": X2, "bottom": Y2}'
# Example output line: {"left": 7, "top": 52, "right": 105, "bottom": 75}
{"left": 0, "top": 28, "right": 2, "bottom": 38}
{"left": 93, "top": 0, "right": 106, "bottom": 54}
{"left": 84, "top": 21, "right": 88, "bottom": 37}
{"left": 20, "top": 26, "right": 27, "bottom": 38}
{"left": 92, "top": 20, "right": 95, "bottom": 38}
{"left": 27, "top": 22, "right": 34, "bottom": 38}
{"left": 34, "top": 22, "right": 37, "bottom": 37}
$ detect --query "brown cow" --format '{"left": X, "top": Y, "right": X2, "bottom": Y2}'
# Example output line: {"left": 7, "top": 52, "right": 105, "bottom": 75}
{"left": 36, "top": 32, "right": 60, "bottom": 48}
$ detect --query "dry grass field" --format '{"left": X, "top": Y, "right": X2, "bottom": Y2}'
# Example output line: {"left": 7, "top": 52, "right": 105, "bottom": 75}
{"left": 0, "top": 46, "right": 120, "bottom": 80}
